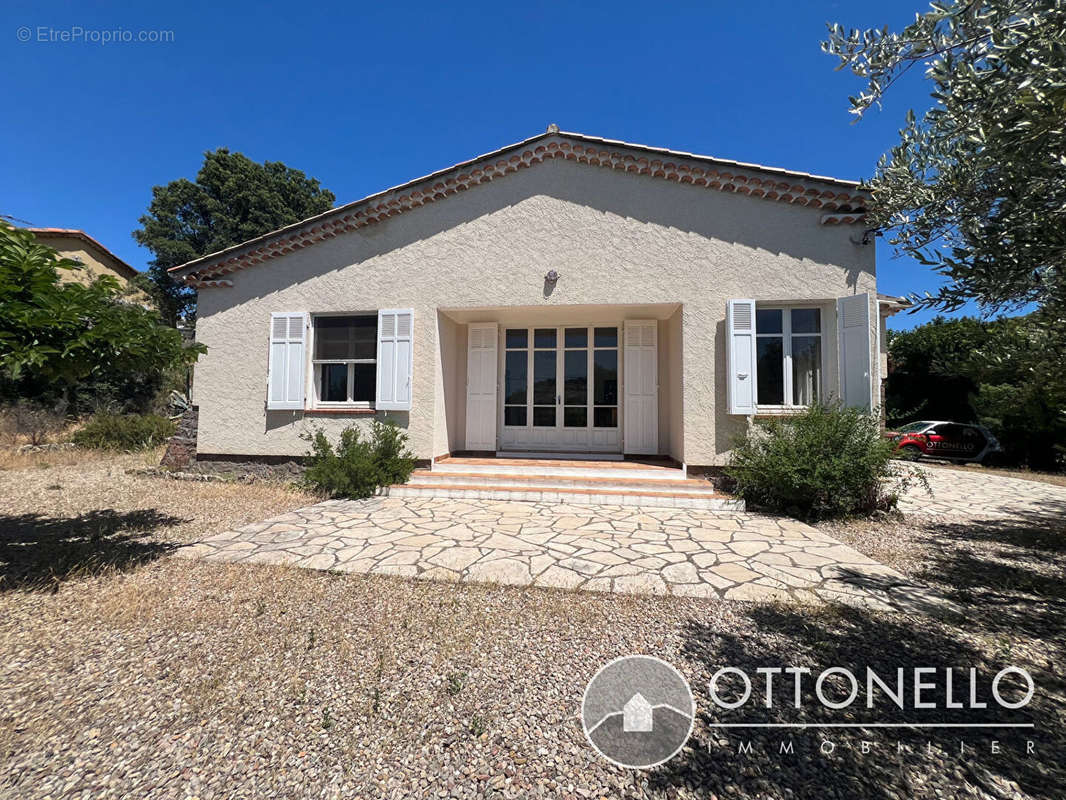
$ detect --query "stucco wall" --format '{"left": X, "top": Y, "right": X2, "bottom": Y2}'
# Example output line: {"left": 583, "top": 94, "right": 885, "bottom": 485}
{"left": 192, "top": 157, "right": 876, "bottom": 463}
{"left": 35, "top": 235, "right": 150, "bottom": 305}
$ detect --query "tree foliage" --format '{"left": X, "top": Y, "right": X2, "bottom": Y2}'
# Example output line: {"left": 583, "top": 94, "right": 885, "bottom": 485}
{"left": 133, "top": 149, "right": 336, "bottom": 325}
{"left": 887, "top": 310, "right": 1066, "bottom": 469}
{"left": 824, "top": 0, "right": 1066, "bottom": 313}
{"left": 0, "top": 222, "right": 204, "bottom": 409}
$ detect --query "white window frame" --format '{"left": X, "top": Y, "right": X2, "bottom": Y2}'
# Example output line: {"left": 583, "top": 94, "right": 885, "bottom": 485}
{"left": 755, "top": 305, "right": 824, "bottom": 410}
{"left": 309, "top": 312, "right": 378, "bottom": 409}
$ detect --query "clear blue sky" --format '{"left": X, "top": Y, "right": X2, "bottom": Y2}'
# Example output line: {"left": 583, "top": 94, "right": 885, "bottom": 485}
{"left": 5, "top": 0, "right": 969, "bottom": 329}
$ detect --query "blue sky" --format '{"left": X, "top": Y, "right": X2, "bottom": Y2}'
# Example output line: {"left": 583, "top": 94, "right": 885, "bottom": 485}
{"left": 4, "top": 0, "right": 969, "bottom": 329}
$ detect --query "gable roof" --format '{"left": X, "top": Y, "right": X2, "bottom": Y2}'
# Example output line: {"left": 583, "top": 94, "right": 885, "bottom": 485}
{"left": 29, "top": 227, "right": 139, "bottom": 280}
{"left": 170, "top": 129, "right": 871, "bottom": 287}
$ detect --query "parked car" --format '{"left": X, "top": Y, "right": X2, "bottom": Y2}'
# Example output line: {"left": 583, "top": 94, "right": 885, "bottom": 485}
{"left": 886, "top": 421, "right": 1002, "bottom": 464}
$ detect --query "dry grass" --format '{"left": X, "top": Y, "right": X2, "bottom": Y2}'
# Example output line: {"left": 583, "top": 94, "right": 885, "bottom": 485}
{"left": 1, "top": 453, "right": 1063, "bottom": 798}
{"left": 0, "top": 447, "right": 318, "bottom": 590}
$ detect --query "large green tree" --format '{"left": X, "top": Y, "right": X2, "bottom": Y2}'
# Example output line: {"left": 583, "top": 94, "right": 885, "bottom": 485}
{"left": 823, "top": 0, "right": 1066, "bottom": 313}
{"left": 0, "top": 223, "right": 204, "bottom": 409}
{"left": 887, "top": 311, "right": 1066, "bottom": 469}
{"left": 133, "top": 149, "right": 336, "bottom": 325}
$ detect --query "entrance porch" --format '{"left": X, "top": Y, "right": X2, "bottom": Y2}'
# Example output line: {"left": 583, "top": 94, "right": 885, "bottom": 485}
{"left": 436, "top": 303, "right": 683, "bottom": 461}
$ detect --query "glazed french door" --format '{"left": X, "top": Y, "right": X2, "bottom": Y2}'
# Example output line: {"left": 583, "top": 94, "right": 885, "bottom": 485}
{"left": 499, "top": 325, "right": 621, "bottom": 452}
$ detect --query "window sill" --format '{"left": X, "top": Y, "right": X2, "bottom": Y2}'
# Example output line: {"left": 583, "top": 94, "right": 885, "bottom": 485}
{"left": 753, "top": 407, "right": 810, "bottom": 416}
{"left": 303, "top": 408, "right": 378, "bottom": 416}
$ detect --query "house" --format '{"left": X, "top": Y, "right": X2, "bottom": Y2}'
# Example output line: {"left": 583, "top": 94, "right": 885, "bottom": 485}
{"left": 170, "top": 128, "right": 902, "bottom": 478}
{"left": 623, "top": 693, "right": 654, "bottom": 733}
{"left": 29, "top": 227, "right": 152, "bottom": 305}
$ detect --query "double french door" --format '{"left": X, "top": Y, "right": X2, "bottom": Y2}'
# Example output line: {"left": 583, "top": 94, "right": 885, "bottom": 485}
{"left": 499, "top": 325, "right": 622, "bottom": 452}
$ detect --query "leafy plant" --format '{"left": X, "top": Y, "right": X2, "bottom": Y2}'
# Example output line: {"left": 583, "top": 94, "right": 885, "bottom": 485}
{"left": 72, "top": 413, "right": 175, "bottom": 451}
{"left": 823, "top": 0, "right": 1066, "bottom": 314}
{"left": 301, "top": 420, "right": 416, "bottom": 499}
{"left": 725, "top": 402, "right": 912, "bottom": 520}
{"left": 0, "top": 223, "right": 204, "bottom": 410}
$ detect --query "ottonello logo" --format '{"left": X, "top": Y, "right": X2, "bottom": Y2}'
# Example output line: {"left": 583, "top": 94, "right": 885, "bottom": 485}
{"left": 582, "top": 655, "right": 695, "bottom": 769}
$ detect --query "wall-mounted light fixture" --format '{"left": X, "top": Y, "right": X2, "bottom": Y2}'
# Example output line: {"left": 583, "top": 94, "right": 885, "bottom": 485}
{"left": 545, "top": 269, "right": 560, "bottom": 284}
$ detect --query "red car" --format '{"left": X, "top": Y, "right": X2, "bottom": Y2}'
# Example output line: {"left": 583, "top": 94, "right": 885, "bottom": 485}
{"left": 887, "top": 421, "right": 1002, "bottom": 464}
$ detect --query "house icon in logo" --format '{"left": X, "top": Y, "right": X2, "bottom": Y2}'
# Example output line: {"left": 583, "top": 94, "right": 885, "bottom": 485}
{"left": 623, "top": 692, "right": 654, "bottom": 732}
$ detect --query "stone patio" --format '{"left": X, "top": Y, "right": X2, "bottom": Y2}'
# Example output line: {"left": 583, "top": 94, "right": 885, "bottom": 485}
{"left": 898, "top": 463, "right": 1066, "bottom": 520}
{"left": 177, "top": 496, "right": 944, "bottom": 612}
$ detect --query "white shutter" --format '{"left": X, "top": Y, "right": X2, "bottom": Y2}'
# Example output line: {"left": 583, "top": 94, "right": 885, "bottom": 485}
{"left": 465, "top": 323, "right": 498, "bottom": 450}
{"left": 267, "top": 312, "right": 307, "bottom": 410}
{"left": 837, "top": 293, "right": 872, "bottom": 410}
{"left": 623, "top": 320, "right": 658, "bottom": 455}
{"left": 727, "top": 299, "right": 757, "bottom": 415}
{"left": 376, "top": 308, "right": 414, "bottom": 411}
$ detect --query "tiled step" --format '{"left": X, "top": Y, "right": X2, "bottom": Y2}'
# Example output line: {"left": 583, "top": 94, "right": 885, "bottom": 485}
{"left": 432, "top": 456, "right": 682, "bottom": 482}
{"left": 389, "top": 477, "right": 743, "bottom": 511}
{"left": 388, "top": 483, "right": 742, "bottom": 510}
{"left": 409, "top": 469, "right": 722, "bottom": 495}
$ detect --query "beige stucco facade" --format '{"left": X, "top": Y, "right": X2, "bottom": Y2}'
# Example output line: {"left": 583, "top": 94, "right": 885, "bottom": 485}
{"left": 188, "top": 150, "right": 877, "bottom": 467}
{"left": 31, "top": 229, "right": 152, "bottom": 305}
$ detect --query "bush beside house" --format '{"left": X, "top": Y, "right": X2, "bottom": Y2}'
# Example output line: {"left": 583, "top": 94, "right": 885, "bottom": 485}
{"left": 301, "top": 421, "right": 416, "bottom": 499}
{"left": 726, "top": 403, "right": 912, "bottom": 521}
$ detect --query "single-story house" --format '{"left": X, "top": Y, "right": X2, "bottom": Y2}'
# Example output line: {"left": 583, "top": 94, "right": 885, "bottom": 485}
{"left": 170, "top": 128, "right": 903, "bottom": 473}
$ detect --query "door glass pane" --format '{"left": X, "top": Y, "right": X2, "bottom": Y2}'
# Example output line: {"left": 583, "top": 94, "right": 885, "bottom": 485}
{"left": 594, "top": 327, "right": 618, "bottom": 348}
{"left": 533, "top": 350, "right": 556, "bottom": 404}
{"left": 594, "top": 407, "right": 618, "bottom": 428}
{"left": 791, "top": 336, "right": 821, "bottom": 405}
{"left": 593, "top": 350, "right": 618, "bottom": 405}
{"left": 756, "top": 338, "right": 784, "bottom": 405}
{"left": 533, "top": 406, "right": 556, "bottom": 427}
{"left": 504, "top": 406, "right": 526, "bottom": 426}
{"left": 564, "top": 350, "right": 588, "bottom": 404}
{"left": 353, "top": 363, "right": 376, "bottom": 402}
{"left": 564, "top": 328, "right": 587, "bottom": 348}
{"left": 505, "top": 329, "right": 528, "bottom": 348}
{"left": 320, "top": 364, "right": 348, "bottom": 402}
{"left": 564, "top": 407, "right": 587, "bottom": 427}
{"left": 505, "top": 351, "right": 527, "bottom": 404}
{"left": 791, "top": 308, "right": 821, "bottom": 334}
{"left": 534, "top": 328, "right": 557, "bottom": 348}
{"left": 756, "top": 309, "right": 783, "bottom": 335}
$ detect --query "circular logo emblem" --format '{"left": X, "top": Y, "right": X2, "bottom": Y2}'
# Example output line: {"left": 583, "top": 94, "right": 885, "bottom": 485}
{"left": 582, "top": 655, "right": 695, "bottom": 769}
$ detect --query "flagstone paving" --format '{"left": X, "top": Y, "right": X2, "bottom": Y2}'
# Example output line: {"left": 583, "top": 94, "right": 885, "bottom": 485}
{"left": 176, "top": 497, "right": 947, "bottom": 612}
{"left": 897, "top": 463, "right": 1066, "bottom": 520}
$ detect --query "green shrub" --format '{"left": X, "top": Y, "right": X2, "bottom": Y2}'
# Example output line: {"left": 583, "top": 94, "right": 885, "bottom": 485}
{"left": 72, "top": 413, "right": 175, "bottom": 451}
{"left": 725, "top": 402, "right": 914, "bottom": 520}
{"left": 301, "top": 421, "right": 416, "bottom": 499}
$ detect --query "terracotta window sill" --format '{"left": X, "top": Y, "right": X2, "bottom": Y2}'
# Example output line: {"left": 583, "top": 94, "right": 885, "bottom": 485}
{"left": 303, "top": 408, "right": 378, "bottom": 416}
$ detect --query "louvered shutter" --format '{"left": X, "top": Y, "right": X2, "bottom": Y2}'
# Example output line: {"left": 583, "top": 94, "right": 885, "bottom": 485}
{"left": 376, "top": 309, "right": 414, "bottom": 411}
{"left": 726, "top": 300, "right": 757, "bottom": 415}
{"left": 267, "top": 312, "right": 307, "bottom": 410}
{"left": 465, "top": 323, "right": 499, "bottom": 450}
{"left": 837, "top": 293, "right": 872, "bottom": 410}
{"left": 623, "top": 320, "right": 658, "bottom": 454}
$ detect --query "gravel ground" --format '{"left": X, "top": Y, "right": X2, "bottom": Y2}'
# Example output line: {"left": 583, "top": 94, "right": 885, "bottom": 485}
{"left": 1, "top": 453, "right": 1063, "bottom": 799}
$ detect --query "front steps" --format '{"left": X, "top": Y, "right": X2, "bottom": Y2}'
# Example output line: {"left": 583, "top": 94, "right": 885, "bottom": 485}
{"left": 388, "top": 456, "right": 744, "bottom": 511}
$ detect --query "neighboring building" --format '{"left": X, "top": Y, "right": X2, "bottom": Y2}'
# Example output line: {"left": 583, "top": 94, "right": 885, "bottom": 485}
{"left": 29, "top": 227, "right": 150, "bottom": 304}
{"left": 170, "top": 129, "right": 904, "bottom": 470}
